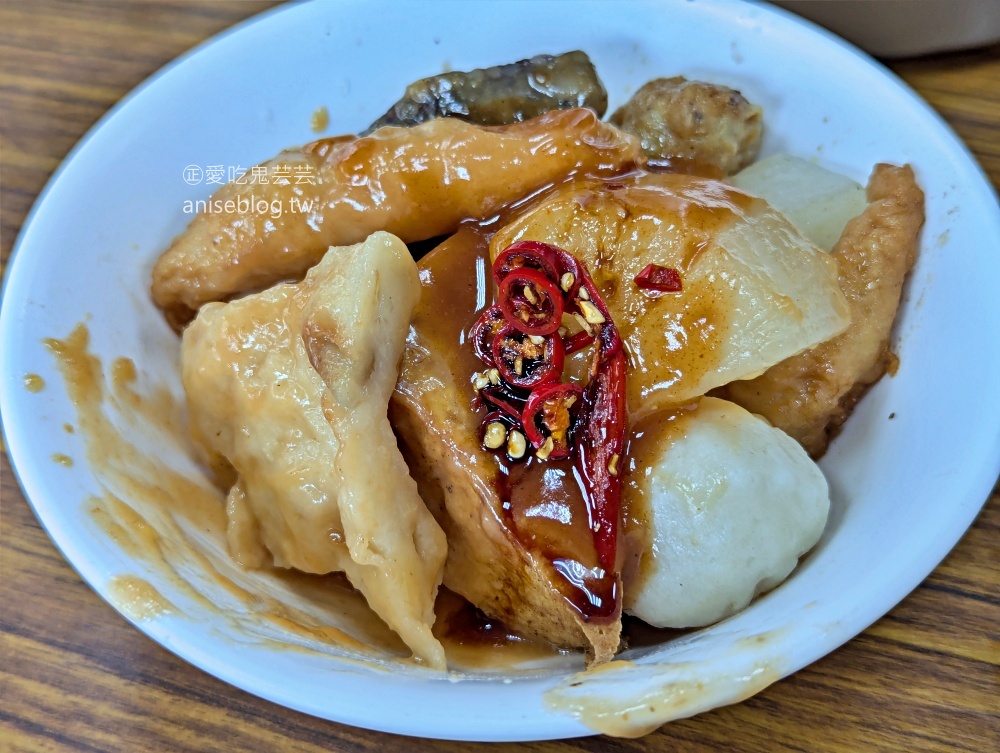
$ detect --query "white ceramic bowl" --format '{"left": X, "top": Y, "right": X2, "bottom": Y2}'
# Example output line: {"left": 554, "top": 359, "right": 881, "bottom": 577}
{"left": 3, "top": 0, "right": 999, "bottom": 741}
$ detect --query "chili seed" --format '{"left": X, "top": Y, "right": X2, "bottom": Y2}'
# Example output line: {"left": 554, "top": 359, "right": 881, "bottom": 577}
{"left": 535, "top": 436, "right": 555, "bottom": 460}
{"left": 573, "top": 313, "right": 595, "bottom": 336}
{"left": 483, "top": 422, "right": 508, "bottom": 449}
{"left": 507, "top": 430, "right": 527, "bottom": 459}
{"left": 560, "top": 272, "right": 575, "bottom": 292}
{"left": 607, "top": 453, "right": 620, "bottom": 476}
{"left": 579, "top": 300, "right": 606, "bottom": 325}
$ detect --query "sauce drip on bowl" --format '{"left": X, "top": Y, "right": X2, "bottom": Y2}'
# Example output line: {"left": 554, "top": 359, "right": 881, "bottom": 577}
{"left": 44, "top": 322, "right": 565, "bottom": 671}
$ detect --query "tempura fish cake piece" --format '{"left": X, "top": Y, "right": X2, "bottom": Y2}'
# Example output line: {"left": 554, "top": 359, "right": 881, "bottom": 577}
{"left": 152, "top": 109, "right": 641, "bottom": 327}
{"left": 725, "top": 164, "right": 925, "bottom": 457}
{"left": 490, "top": 173, "right": 850, "bottom": 418}
{"left": 182, "top": 231, "right": 447, "bottom": 668}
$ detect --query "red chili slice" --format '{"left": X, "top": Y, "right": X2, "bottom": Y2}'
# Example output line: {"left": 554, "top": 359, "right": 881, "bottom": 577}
{"left": 491, "top": 324, "right": 564, "bottom": 389}
{"left": 493, "top": 240, "right": 561, "bottom": 286}
{"left": 497, "top": 268, "right": 563, "bottom": 336}
{"left": 480, "top": 384, "right": 527, "bottom": 422}
{"left": 470, "top": 305, "right": 505, "bottom": 365}
{"left": 634, "top": 263, "right": 682, "bottom": 293}
{"left": 550, "top": 248, "right": 585, "bottom": 300}
{"left": 522, "top": 382, "right": 585, "bottom": 459}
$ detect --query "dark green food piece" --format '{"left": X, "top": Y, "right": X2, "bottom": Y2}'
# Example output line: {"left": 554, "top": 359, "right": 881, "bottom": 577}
{"left": 364, "top": 51, "right": 607, "bottom": 134}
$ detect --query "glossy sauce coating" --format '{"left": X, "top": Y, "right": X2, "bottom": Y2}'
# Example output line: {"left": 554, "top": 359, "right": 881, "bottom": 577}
{"left": 433, "top": 588, "right": 568, "bottom": 668}
{"left": 409, "top": 224, "right": 618, "bottom": 622}
{"left": 23, "top": 373, "right": 45, "bottom": 392}
{"left": 151, "top": 108, "right": 640, "bottom": 326}
{"left": 619, "top": 403, "right": 701, "bottom": 596}
{"left": 491, "top": 174, "right": 754, "bottom": 415}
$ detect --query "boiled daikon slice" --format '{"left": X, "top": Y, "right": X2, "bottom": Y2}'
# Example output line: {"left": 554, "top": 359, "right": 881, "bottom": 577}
{"left": 491, "top": 173, "right": 850, "bottom": 417}
{"left": 731, "top": 153, "right": 867, "bottom": 252}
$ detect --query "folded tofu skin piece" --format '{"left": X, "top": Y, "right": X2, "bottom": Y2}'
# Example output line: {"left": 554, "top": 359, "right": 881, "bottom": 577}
{"left": 391, "top": 227, "right": 623, "bottom": 664}
{"left": 490, "top": 173, "right": 851, "bottom": 419}
{"left": 623, "top": 397, "right": 830, "bottom": 628}
{"left": 182, "top": 232, "right": 448, "bottom": 669}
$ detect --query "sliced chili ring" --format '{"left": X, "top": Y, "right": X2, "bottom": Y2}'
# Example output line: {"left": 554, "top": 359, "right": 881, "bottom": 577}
{"left": 470, "top": 305, "right": 505, "bottom": 365}
{"left": 497, "top": 268, "right": 564, "bottom": 336}
{"left": 523, "top": 382, "right": 585, "bottom": 460}
{"left": 634, "top": 263, "right": 682, "bottom": 293}
{"left": 480, "top": 383, "right": 527, "bottom": 422}
{"left": 493, "top": 240, "right": 560, "bottom": 286}
{"left": 491, "top": 324, "right": 564, "bottom": 390}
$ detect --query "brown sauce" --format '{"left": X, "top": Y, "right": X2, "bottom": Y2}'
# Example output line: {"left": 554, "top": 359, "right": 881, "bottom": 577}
{"left": 433, "top": 588, "right": 568, "bottom": 668}
{"left": 310, "top": 105, "right": 329, "bottom": 133}
{"left": 107, "top": 575, "right": 173, "bottom": 621}
{"left": 620, "top": 403, "right": 701, "bottom": 596}
{"left": 412, "top": 222, "right": 619, "bottom": 623}
{"left": 23, "top": 373, "right": 45, "bottom": 392}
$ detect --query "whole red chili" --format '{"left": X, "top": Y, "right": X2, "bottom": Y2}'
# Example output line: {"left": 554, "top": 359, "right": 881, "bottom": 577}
{"left": 574, "top": 348, "right": 627, "bottom": 572}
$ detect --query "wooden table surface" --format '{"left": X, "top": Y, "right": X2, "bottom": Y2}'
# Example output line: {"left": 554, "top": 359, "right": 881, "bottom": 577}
{"left": 1, "top": 2, "right": 997, "bottom": 751}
